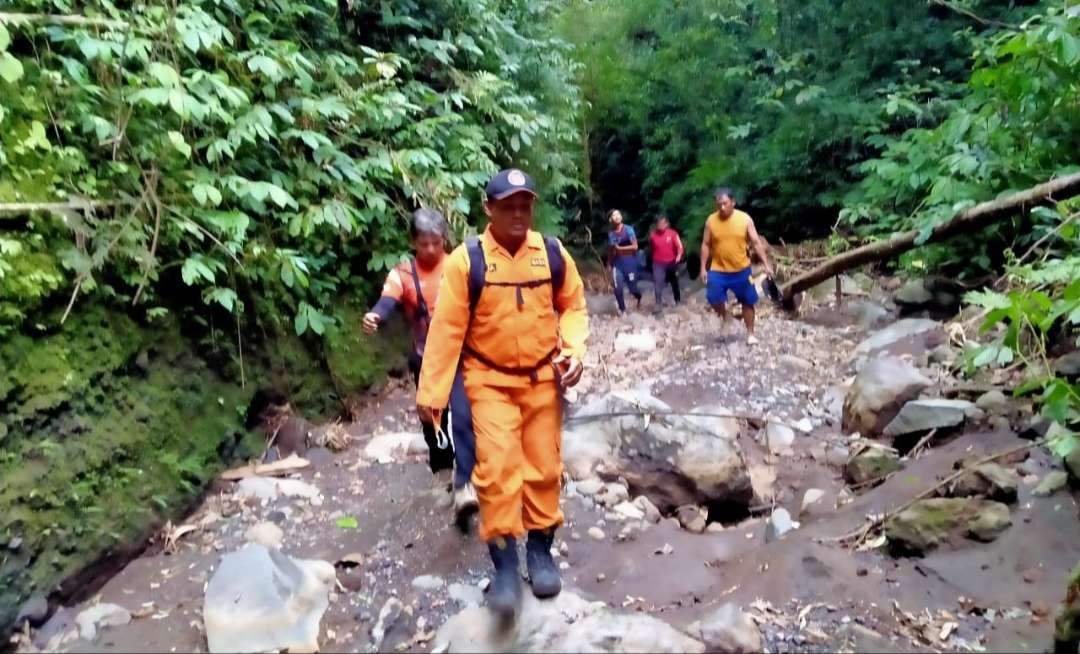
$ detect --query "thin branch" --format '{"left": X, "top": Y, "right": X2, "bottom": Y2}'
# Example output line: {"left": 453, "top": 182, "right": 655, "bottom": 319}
{"left": 0, "top": 200, "right": 127, "bottom": 215}
{"left": 928, "top": 0, "right": 1021, "bottom": 30}
{"left": 163, "top": 206, "right": 244, "bottom": 267}
{"left": 132, "top": 169, "right": 163, "bottom": 306}
{"left": 0, "top": 12, "right": 128, "bottom": 29}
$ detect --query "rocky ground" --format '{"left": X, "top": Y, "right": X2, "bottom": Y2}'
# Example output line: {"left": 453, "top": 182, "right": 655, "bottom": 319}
{"left": 10, "top": 273, "right": 1080, "bottom": 654}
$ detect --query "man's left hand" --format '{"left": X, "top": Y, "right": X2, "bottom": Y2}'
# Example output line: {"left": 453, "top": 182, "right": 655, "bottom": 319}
{"left": 764, "top": 263, "right": 775, "bottom": 278}
{"left": 553, "top": 355, "right": 583, "bottom": 388}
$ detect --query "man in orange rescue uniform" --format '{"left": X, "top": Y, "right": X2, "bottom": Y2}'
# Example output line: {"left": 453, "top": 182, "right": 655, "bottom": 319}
{"left": 417, "top": 168, "right": 588, "bottom": 619}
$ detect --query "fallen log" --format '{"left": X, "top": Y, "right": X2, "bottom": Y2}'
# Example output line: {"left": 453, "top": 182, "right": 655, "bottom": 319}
{"left": 780, "top": 171, "right": 1080, "bottom": 306}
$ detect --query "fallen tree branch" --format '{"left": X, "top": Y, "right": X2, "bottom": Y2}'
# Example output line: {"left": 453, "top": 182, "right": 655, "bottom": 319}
{"left": 0, "top": 200, "right": 127, "bottom": 215}
{"left": 0, "top": 12, "right": 128, "bottom": 29}
{"left": 817, "top": 437, "right": 1045, "bottom": 548}
{"left": 929, "top": 0, "right": 1022, "bottom": 30}
{"left": 781, "top": 171, "right": 1080, "bottom": 303}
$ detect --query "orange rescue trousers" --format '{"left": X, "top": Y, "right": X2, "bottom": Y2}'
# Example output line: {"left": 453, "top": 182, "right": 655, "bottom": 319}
{"left": 467, "top": 378, "right": 563, "bottom": 542}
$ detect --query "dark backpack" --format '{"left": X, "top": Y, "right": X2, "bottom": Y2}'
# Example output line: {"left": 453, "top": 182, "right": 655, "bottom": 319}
{"left": 465, "top": 235, "right": 566, "bottom": 314}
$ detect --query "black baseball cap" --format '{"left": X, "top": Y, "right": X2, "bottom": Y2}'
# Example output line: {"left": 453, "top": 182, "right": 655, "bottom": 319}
{"left": 485, "top": 168, "right": 538, "bottom": 201}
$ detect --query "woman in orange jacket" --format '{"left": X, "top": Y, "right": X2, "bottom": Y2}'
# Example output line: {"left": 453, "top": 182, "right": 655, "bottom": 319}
{"left": 363, "top": 208, "right": 478, "bottom": 523}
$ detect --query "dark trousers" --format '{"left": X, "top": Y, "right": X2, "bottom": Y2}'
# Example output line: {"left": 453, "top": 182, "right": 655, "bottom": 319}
{"left": 652, "top": 261, "right": 681, "bottom": 306}
{"left": 612, "top": 256, "right": 642, "bottom": 313}
{"left": 409, "top": 352, "right": 475, "bottom": 488}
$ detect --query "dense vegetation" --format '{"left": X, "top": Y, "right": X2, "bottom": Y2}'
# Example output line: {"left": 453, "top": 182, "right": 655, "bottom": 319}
{"left": 1, "top": 0, "right": 1078, "bottom": 633}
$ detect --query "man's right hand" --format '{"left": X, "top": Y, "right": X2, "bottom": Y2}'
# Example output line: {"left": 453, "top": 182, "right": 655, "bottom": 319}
{"left": 362, "top": 312, "right": 381, "bottom": 335}
{"left": 416, "top": 404, "right": 440, "bottom": 425}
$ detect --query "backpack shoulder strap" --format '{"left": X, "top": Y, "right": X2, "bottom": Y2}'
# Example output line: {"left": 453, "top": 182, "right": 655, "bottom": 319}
{"left": 409, "top": 258, "right": 429, "bottom": 319}
{"left": 465, "top": 237, "right": 486, "bottom": 314}
{"left": 543, "top": 236, "right": 566, "bottom": 306}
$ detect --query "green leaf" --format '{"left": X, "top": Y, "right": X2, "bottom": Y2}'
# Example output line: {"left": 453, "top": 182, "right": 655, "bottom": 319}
{"left": 181, "top": 257, "right": 216, "bottom": 286}
{"left": 335, "top": 516, "right": 359, "bottom": 530}
{"left": 0, "top": 52, "right": 22, "bottom": 84}
{"left": 148, "top": 62, "right": 181, "bottom": 88}
{"left": 167, "top": 131, "right": 192, "bottom": 158}
{"left": 206, "top": 288, "right": 238, "bottom": 312}
{"left": 0, "top": 23, "right": 9, "bottom": 51}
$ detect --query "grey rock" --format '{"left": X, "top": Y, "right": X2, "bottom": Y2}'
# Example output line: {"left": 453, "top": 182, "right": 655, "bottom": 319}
{"left": 587, "top": 527, "right": 606, "bottom": 541}
{"left": 845, "top": 448, "right": 903, "bottom": 486}
{"left": 883, "top": 399, "right": 974, "bottom": 437}
{"left": 779, "top": 355, "right": 813, "bottom": 371}
{"left": 7, "top": 536, "right": 22, "bottom": 551}
{"left": 447, "top": 583, "right": 484, "bottom": 608}
{"left": 1033, "top": 471, "right": 1069, "bottom": 497}
{"left": 843, "top": 357, "right": 932, "bottom": 437}
{"left": 565, "top": 391, "right": 752, "bottom": 514}
{"left": 411, "top": 575, "right": 445, "bottom": 592}
{"left": 574, "top": 479, "right": 605, "bottom": 497}
{"left": 988, "top": 415, "right": 1012, "bottom": 433}
{"left": 854, "top": 300, "right": 892, "bottom": 329}
{"left": 1053, "top": 351, "right": 1080, "bottom": 379}
{"left": 1020, "top": 415, "right": 1052, "bottom": 440}
{"left": 304, "top": 446, "right": 333, "bottom": 465}
{"left": 976, "top": 390, "right": 1010, "bottom": 414}
{"left": 885, "top": 498, "right": 1011, "bottom": 555}
{"left": 946, "top": 463, "right": 1019, "bottom": 504}
{"left": 675, "top": 505, "right": 708, "bottom": 534}
{"left": 203, "top": 544, "right": 336, "bottom": 653}
{"left": 633, "top": 496, "right": 662, "bottom": 524}
{"left": 895, "top": 279, "right": 934, "bottom": 305}
{"left": 433, "top": 590, "right": 704, "bottom": 653}
{"left": 244, "top": 521, "right": 284, "bottom": 549}
{"left": 826, "top": 445, "right": 850, "bottom": 468}
{"left": 16, "top": 594, "right": 49, "bottom": 628}
{"left": 371, "top": 598, "right": 405, "bottom": 650}
{"left": 685, "top": 603, "right": 763, "bottom": 654}
{"left": 763, "top": 423, "right": 795, "bottom": 455}
{"left": 765, "top": 507, "right": 798, "bottom": 542}
{"left": 800, "top": 489, "right": 826, "bottom": 515}
{"left": 75, "top": 603, "right": 131, "bottom": 642}
{"left": 928, "top": 345, "right": 957, "bottom": 365}
{"left": 854, "top": 318, "right": 942, "bottom": 355}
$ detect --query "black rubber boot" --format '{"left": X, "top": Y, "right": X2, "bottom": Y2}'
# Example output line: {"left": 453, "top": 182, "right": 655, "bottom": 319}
{"left": 525, "top": 528, "right": 562, "bottom": 598}
{"left": 486, "top": 537, "right": 523, "bottom": 620}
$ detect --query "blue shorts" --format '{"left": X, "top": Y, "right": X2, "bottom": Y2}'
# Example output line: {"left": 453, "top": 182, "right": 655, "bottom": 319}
{"left": 707, "top": 268, "right": 759, "bottom": 307}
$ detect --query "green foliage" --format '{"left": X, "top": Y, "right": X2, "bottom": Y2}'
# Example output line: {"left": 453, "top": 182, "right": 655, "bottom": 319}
{"left": 0, "top": 0, "right": 581, "bottom": 339}
{"left": 554, "top": 0, "right": 1031, "bottom": 242}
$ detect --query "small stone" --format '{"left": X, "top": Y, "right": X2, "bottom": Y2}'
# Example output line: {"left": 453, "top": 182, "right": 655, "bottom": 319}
{"left": 267, "top": 510, "right": 288, "bottom": 524}
{"left": 411, "top": 575, "right": 445, "bottom": 591}
{"left": 7, "top": 536, "right": 22, "bottom": 551}
{"left": 617, "top": 522, "right": 642, "bottom": 542}
{"left": 676, "top": 505, "right": 708, "bottom": 534}
{"left": 633, "top": 496, "right": 662, "bottom": 524}
{"left": 856, "top": 567, "right": 868, "bottom": 577}
{"left": 706, "top": 522, "right": 726, "bottom": 534}
{"left": 1022, "top": 568, "right": 1043, "bottom": 584}
{"left": 686, "top": 603, "right": 763, "bottom": 653}
{"left": 596, "top": 573, "right": 607, "bottom": 582}
{"left": 976, "top": 390, "right": 1010, "bottom": 414}
{"left": 76, "top": 603, "right": 131, "bottom": 641}
{"left": 245, "top": 521, "right": 285, "bottom": 549}
{"left": 447, "top": 583, "right": 483, "bottom": 607}
{"left": 764, "top": 423, "right": 796, "bottom": 455}
{"left": 779, "top": 355, "right": 813, "bottom": 371}
{"left": 559, "top": 561, "right": 570, "bottom": 571}
{"left": 765, "top": 508, "right": 798, "bottom": 542}
{"left": 1033, "top": 471, "right": 1068, "bottom": 497}
{"left": 988, "top": 415, "right": 1011, "bottom": 433}
{"left": 575, "top": 479, "right": 604, "bottom": 497}
{"left": 587, "top": 527, "right": 606, "bottom": 541}
{"left": 800, "top": 489, "right": 825, "bottom": 514}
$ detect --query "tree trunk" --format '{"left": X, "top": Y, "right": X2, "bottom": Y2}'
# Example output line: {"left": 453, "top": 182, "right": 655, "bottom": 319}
{"left": 781, "top": 171, "right": 1080, "bottom": 304}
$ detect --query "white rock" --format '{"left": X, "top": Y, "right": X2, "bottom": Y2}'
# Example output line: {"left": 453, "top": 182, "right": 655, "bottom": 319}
{"left": 855, "top": 318, "right": 941, "bottom": 355}
{"left": 411, "top": 575, "right": 445, "bottom": 592}
{"left": 633, "top": 496, "right": 662, "bottom": 524}
{"left": 765, "top": 508, "right": 799, "bottom": 542}
{"left": 433, "top": 590, "right": 704, "bottom": 653}
{"left": 245, "top": 521, "right": 284, "bottom": 549}
{"left": 793, "top": 417, "right": 814, "bottom": 433}
{"left": 613, "top": 501, "right": 645, "bottom": 521}
{"left": 235, "top": 477, "right": 321, "bottom": 502}
{"left": 779, "top": 355, "right": 813, "bottom": 371}
{"left": 614, "top": 331, "right": 657, "bottom": 353}
{"left": 800, "top": 489, "right": 825, "bottom": 514}
{"left": 75, "top": 603, "right": 130, "bottom": 642}
{"left": 203, "top": 544, "right": 336, "bottom": 653}
{"left": 764, "top": 423, "right": 795, "bottom": 455}
{"left": 574, "top": 478, "right": 605, "bottom": 497}
{"left": 587, "top": 527, "right": 606, "bottom": 541}
{"left": 686, "top": 603, "right": 763, "bottom": 653}
{"left": 363, "top": 431, "right": 428, "bottom": 464}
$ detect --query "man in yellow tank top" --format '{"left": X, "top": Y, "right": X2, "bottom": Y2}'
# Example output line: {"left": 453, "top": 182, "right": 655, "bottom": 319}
{"left": 698, "top": 187, "right": 774, "bottom": 344}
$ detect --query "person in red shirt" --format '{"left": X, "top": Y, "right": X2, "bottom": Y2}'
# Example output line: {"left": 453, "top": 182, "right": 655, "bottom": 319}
{"left": 363, "top": 208, "right": 478, "bottom": 525}
{"left": 648, "top": 215, "right": 684, "bottom": 311}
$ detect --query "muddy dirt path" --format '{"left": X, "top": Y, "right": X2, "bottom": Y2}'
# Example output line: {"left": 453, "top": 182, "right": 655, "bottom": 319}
{"left": 19, "top": 278, "right": 1080, "bottom": 654}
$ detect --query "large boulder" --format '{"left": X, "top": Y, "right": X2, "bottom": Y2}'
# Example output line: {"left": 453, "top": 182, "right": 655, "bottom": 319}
{"left": 884, "top": 498, "right": 1011, "bottom": 556}
{"left": 433, "top": 590, "right": 705, "bottom": 653}
{"left": 203, "top": 544, "right": 336, "bottom": 653}
{"left": 842, "top": 357, "right": 932, "bottom": 437}
{"left": 685, "top": 603, "right": 763, "bottom": 653}
{"left": 882, "top": 399, "right": 974, "bottom": 438}
{"left": 944, "top": 463, "right": 1019, "bottom": 504}
{"left": 1055, "top": 562, "right": 1080, "bottom": 654}
{"left": 564, "top": 392, "right": 752, "bottom": 514}
{"left": 844, "top": 448, "right": 903, "bottom": 486}
{"left": 854, "top": 319, "right": 944, "bottom": 356}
